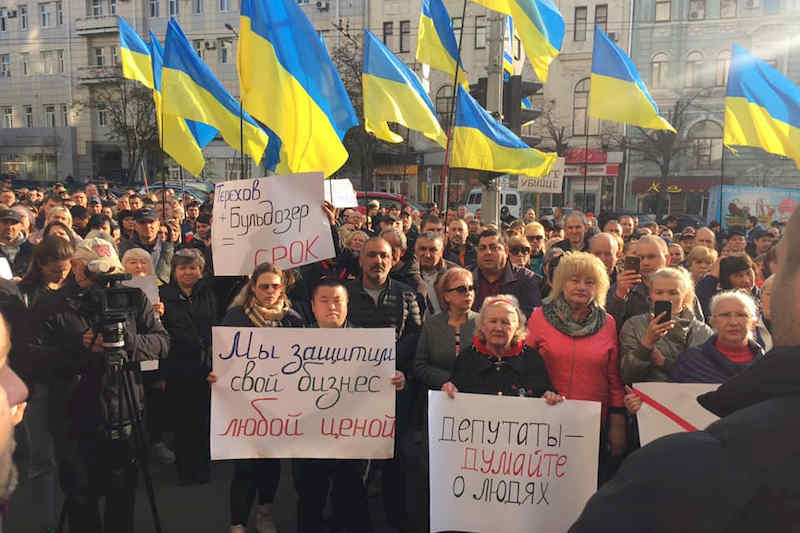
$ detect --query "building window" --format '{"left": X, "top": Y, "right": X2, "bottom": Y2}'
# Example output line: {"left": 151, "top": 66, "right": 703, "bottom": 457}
{"left": 475, "top": 15, "right": 486, "bottom": 49}
{"left": 150, "top": 0, "right": 158, "bottom": 17}
{"left": 655, "top": 0, "right": 671, "bottom": 21}
{"left": 382, "top": 21, "right": 393, "bottom": 48}
{"left": 0, "top": 8, "right": 7, "bottom": 32}
{"left": 720, "top": 0, "right": 736, "bottom": 18}
{"left": 685, "top": 51, "right": 703, "bottom": 87}
{"left": 2, "top": 107, "right": 11, "bottom": 128}
{"left": 56, "top": 48, "right": 63, "bottom": 72}
{"left": 651, "top": 53, "right": 669, "bottom": 89}
{"left": 23, "top": 105, "right": 32, "bottom": 127}
{"left": 193, "top": 39, "right": 204, "bottom": 57}
{"left": 594, "top": 4, "right": 607, "bottom": 32}
{"left": 109, "top": 0, "right": 117, "bottom": 15}
{"left": 19, "top": 5, "right": 27, "bottom": 30}
{"left": 96, "top": 105, "right": 107, "bottom": 127}
{"left": 55, "top": 1, "right": 61, "bottom": 24}
{"left": 436, "top": 84, "right": 454, "bottom": 126}
{"left": 716, "top": 50, "right": 731, "bottom": 86}
{"left": 94, "top": 47, "right": 105, "bottom": 66}
{"left": 574, "top": 7, "right": 587, "bottom": 41}
{"left": 0, "top": 54, "right": 9, "bottom": 78}
{"left": 688, "top": 120, "right": 722, "bottom": 170}
{"left": 572, "top": 78, "right": 598, "bottom": 135}
{"left": 218, "top": 0, "right": 229, "bottom": 12}
{"left": 452, "top": 16, "right": 462, "bottom": 33}
{"left": 20, "top": 52, "right": 29, "bottom": 75}
{"left": 217, "top": 38, "right": 231, "bottom": 64}
{"left": 192, "top": 0, "right": 202, "bottom": 13}
{"left": 399, "top": 20, "right": 410, "bottom": 53}
{"left": 91, "top": 0, "right": 103, "bottom": 17}
{"left": 110, "top": 45, "right": 118, "bottom": 65}
{"left": 44, "top": 104, "right": 56, "bottom": 127}
{"left": 39, "top": 2, "right": 51, "bottom": 27}
{"left": 169, "top": 0, "right": 178, "bottom": 16}
{"left": 689, "top": 0, "right": 705, "bottom": 20}
{"left": 61, "top": 103, "right": 67, "bottom": 126}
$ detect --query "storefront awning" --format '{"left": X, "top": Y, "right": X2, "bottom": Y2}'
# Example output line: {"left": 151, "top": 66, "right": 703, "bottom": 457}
{"left": 632, "top": 178, "right": 715, "bottom": 194}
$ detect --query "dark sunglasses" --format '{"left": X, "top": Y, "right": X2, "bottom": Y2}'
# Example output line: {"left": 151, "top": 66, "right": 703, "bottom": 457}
{"left": 446, "top": 285, "right": 475, "bottom": 294}
{"left": 526, "top": 234, "right": 544, "bottom": 241}
{"left": 509, "top": 246, "right": 532, "bottom": 255}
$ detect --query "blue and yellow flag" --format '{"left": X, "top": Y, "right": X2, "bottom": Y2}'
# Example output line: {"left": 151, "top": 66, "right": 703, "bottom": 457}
{"left": 503, "top": 16, "right": 515, "bottom": 79}
{"left": 450, "top": 85, "right": 556, "bottom": 176}
{"left": 239, "top": 0, "right": 358, "bottom": 177}
{"left": 471, "top": 0, "right": 564, "bottom": 83}
{"left": 417, "top": 0, "right": 468, "bottom": 87}
{"left": 148, "top": 32, "right": 218, "bottom": 176}
{"left": 363, "top": 30, "right": 447, "bottom": 148}
{"left": 162, "top": 19, "right": 279, "bottom": 167}
{"left": 724, "top": 45, "right": 800, "bottom": 167}
{"left": 588, "top": 26, "right": 675, "bottom": 132}
{"left": 118, "top": 16, "right": 154, "bottom": 89}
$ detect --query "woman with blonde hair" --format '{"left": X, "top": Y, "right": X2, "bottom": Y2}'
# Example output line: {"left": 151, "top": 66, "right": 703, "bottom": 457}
{"left": 686, "top": 245, "right": 718, "bottom": 284}
{"left": 29, "top": 206, "right": 80, "bottom": 245}
{"left": 525, "top": 252, "right": 626, "bottom": 473}
{"left": 620, "top": 267, "right": 713, "bottom": 383}
{"left": 442, "top": 295, "right": 561, "bottom": 402}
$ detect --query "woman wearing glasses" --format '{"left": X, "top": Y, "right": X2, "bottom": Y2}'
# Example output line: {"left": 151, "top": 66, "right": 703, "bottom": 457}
{"left": 414, "top": 267, "right": 478, "bottom": 390}
{"left": 524, "top": 222, "right": 547, "bottom": 276}
{"left": 506, "top": 234, "right": 533, "bottom": 270}
{"left": 208, "top": 262, "right": 304, "bottom": 533}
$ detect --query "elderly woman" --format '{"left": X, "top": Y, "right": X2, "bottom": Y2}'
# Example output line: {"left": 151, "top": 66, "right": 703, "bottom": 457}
{"left": 208, "top": 262, "right": 304, "bottom": 533}
{"left": 442, "top": 295, "right": 560, "bottom": 402}
{"left": 686, "top": 246, "right": 718, "bottom": 284}
{"left": 620, "top": 267, "right": 713, "bottom": 383}
{"left": 414, "top": 268, "right": 478, "bottom": 390}
{"left": 696, "top": 254, "right": 759, "bottom": 320}
{"left": 159, "top": 248, "right": 217, "bottom": 484}
{"left": 670, "top": 290, "right": 764, "bottom": 383}
{"left": 525, "top": 252, "right": 626, "bottom": 462}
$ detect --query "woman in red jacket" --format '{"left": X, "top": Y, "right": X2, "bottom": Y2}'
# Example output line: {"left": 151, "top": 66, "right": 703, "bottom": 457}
{"left": 525, "top": 251, "right": 626, "bottom": 480}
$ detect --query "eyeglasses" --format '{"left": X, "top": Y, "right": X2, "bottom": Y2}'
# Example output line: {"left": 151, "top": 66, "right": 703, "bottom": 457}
{"left": 509, "top": 246, "right": 531, "bottom": 255}
{"left": 714, "top": 312, "right": 751, "bottom": 321}
{"left": 526, "top": 235, "right": 544, "bottom": 242}
{"left": 446, "top": 285, "right": 475, "bottom": 294}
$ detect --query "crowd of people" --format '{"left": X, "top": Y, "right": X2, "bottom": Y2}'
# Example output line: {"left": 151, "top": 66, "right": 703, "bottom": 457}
{"left": 0, "top": 180, "right": 789, "bottom": 533}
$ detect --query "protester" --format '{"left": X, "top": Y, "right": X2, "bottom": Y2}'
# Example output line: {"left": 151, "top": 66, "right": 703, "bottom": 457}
{"left": 589, "top": 232, "right": 619, "bottom": 286}
{"left": 506, "top": 234, "right": 533, "bottom": 270}
{"left": 619, "top": 267, "right": 712, "bottom": 383}
{"left": 685, "top": 245, "right": 718, "bottom": 284}
{"left": 524, "top": 222, "right": 547, "bottom": 276}
{"left": 696, "top": 254, "right": 759, "bottom": 320}
{"left": 555, "top": 211, "right": 590, "bottom": 252}
{"left": 540, "top": 246, "right": 565, "bottom": 300}
{"left": 380, "top": 227, "right": 426, "bottom": 299}
{"left": 0, "top": 208, "right": 32, "bottom": 278}
{"left": 619, "top": 215, "right": 635, "bottom": 241}
{"left": 414, "top": 231, "right": 456, "bottom": 317}
{"left": 443, "top": 218, "right": 475, "bottom": 267}
{"left": 667, "top": 242, "right": 684, "bottom": 266}
{"left": 755, "top": 274, "right": 774, "bottom": 352}
{"left": 414, "top": 267, "right": 478, "bottom": 390}
{"left": 118, "top": 207, "right": 177, "bottom": 284}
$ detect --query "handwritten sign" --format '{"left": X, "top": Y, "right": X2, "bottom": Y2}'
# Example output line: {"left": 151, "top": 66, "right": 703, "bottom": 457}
{"left": 324, "top": 178, "right": 358, "bottom": 208}
{"left": 428, "top": 391, "right": 600, "bottom": 533}
{"left": 634, "top": 382, "right": 719, "bottom": 446}
{"left": 211, "top": 327, "right": 396, "bottom": 460}
{"left": 212, "top": 173, "right": 336, "bottom": 275}
{"left": 518, "top": 158, "right": 564, "bottom": 194}
{"left": 122, "top": 275, "right": 159, "bottom": 306}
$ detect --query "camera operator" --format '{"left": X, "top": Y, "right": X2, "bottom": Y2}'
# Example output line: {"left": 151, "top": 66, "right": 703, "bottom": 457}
{"left": 32, "top": 237, "right": 168, "bottom": 533}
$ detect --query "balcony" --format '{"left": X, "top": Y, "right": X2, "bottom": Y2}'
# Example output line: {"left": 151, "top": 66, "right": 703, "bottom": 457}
{"left": 75, "top": 15, "right": 118, "bottom": 35}
{"left": 77, "top": 65, "right": 122, "bottom": 85}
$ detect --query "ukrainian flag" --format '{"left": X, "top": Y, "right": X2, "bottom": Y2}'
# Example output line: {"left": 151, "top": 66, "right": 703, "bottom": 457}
{"left": 471, "top": 0, "right": 564, "bottom": 84}
{"left": 148, "top": 32, "right": 218, "bottom": 176}
{"left": 450, "top": 85, "right": 556, "bottom": 176}
{"left": 588, "top": 26, "right": 675, "bottom": 132}
{"left": 417, "top": 0, "right": 468, "bottom": 88}
{"left": 238, "top": 0, "right": 358, "bottom": 177}
{"left": 162, "top": 19, "right": 279, "bottom": 167}
{"left": 118, "top": 16, "right": 153, "bottom": 90}
{"left": 724, "top": 45, "right": 800, "bottom": 167}
{"left": 363, "top": 30, "right": 447, "bottom": 148}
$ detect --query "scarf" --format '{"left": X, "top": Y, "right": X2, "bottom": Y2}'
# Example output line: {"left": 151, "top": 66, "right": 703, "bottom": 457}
{"left": 472, "top": 335, "right": 524, "bottom": 359}
{"left": 542, "top": 294, "right": 607, "bottom": 337}
{"left": 245, "top": 298, "right": 288, "bottom": 327}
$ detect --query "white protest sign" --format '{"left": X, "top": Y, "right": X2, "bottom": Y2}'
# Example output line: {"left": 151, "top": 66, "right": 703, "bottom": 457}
{"left": 211, "top": 327, "right": 396, "bottom": 460}
{"left": 0, "top": 258, "right": 11, "bottom": 280}
{"left": 428, "top": 391, "right": 600, "bottom": 533}
{"left": 634, "top": 382, "right": 720, "bottom": 446}
{"left": 324, "top": 178, "right": 358, "bottom": 208}
{"left": 518, "top": 157, "right": 565, "bottom": 193}
{"left": 122, "top": 275, "right": 159, "bottom": 306}
{"left": 212, "top": 173, "right": 335, "bottom": 275}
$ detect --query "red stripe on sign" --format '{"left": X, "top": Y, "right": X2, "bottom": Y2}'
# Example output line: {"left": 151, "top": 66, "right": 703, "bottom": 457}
{"left": 632, "top": 388, "right": 698, "bottom": 432}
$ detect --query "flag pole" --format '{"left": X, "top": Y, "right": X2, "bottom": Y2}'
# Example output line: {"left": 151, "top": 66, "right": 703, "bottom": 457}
{"left": 225, "top": 23, "right": 244, "bottom": 181}
{"left": 719, "top": 146, "right": 726, "bottom": 224}
{"left": 583, "top": 132, "right": 589, "bottom": 212}
{"left": 440, "top": 0, "right": 469, "bottom": 215}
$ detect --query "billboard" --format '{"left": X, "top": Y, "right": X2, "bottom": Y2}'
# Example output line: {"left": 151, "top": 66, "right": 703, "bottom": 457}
{"left": 708, "top": 185, "right": 800, "bottom": 229}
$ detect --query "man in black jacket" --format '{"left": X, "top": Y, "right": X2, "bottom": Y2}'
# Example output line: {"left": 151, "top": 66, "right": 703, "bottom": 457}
{"left": 118, "top": 207, "right": 176, "bottom": 284}
{"left": 570, "top": 207, "right": 800, "bottom": 532}
{"left": 0, "top": 208, "right": 32, "bottom": 278}
{"left": 346, "top": 237, "right": 422, "bottom": 533}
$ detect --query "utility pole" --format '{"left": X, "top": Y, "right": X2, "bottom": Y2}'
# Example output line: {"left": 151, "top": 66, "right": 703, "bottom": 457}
{"left": 480, "top": 12, "right": 505, "bottom": 227}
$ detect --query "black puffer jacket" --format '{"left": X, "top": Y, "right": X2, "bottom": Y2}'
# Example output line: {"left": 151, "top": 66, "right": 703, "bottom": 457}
{"left": 159, "top": 277, "right": 218, "bottom": 378}
{"left": 570, "top": 345, "right": 800, "bottom": 532}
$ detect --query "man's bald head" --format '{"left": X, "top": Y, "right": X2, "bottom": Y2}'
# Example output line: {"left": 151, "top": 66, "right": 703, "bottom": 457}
{"left": 772, "top": 209, "right": 800, "bottom": 345}
{"left": 695, "top": 227, "right": 716, "bottom": 249}
{"left": 589, "top": 233, "right": 619, "bottom": 274}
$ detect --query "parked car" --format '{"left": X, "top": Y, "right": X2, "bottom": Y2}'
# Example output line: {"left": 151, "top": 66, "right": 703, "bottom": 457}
{"left": 466, "top": 187, "right": 521, "bottom": 219}
{"left": 355, "top": 191, "right": 426, "bottom": 214}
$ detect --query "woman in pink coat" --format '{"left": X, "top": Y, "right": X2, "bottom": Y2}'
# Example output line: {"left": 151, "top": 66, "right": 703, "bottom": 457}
{"left": 525, "top": 252, "right": 626, "bottom": 480}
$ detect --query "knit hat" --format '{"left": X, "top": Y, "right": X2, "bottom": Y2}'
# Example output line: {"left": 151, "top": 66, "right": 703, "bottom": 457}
{"left": 73, "top": 236, "right": 123, "bottom": 274}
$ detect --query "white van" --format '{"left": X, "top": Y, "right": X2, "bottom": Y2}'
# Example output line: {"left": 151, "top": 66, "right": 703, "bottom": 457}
{"left": 466, "top": 188, "right": 521, "bottom": 219}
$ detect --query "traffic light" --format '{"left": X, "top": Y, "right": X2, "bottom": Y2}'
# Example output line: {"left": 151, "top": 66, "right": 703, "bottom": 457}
{"left": 503, "top": 75, "right": 543, "bottom": 144}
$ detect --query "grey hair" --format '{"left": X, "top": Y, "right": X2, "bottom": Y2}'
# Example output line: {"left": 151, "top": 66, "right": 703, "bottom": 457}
{"left": 415, "top": 231, "right": 444, "bottom": 249}
{"left": 710, "top": 290, "right": 758, "bottom": 338}
{"left": 565, "top": 210, "right": 587, "bottom": 227}
{"left": 476, "top": 294, "right": 527, "bottom": 345}
{"left": 121, "top": 247, "right": 155, "bottom": 276}
{"left": 590, "top": 232, "right": 619, "bottom": 252}
{"left": 380, "top": 228, "right": 407, "bottom": 250}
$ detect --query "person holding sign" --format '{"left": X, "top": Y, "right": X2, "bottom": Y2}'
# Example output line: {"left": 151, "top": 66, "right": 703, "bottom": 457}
{"left": 619, "top": 267, "right": 712, "bottom": 383}
{"left": 209, "top": 262, "right": 304, "bottom": 533}
{"left": 441, "top": 295, "right": 562, "bottom": 403}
